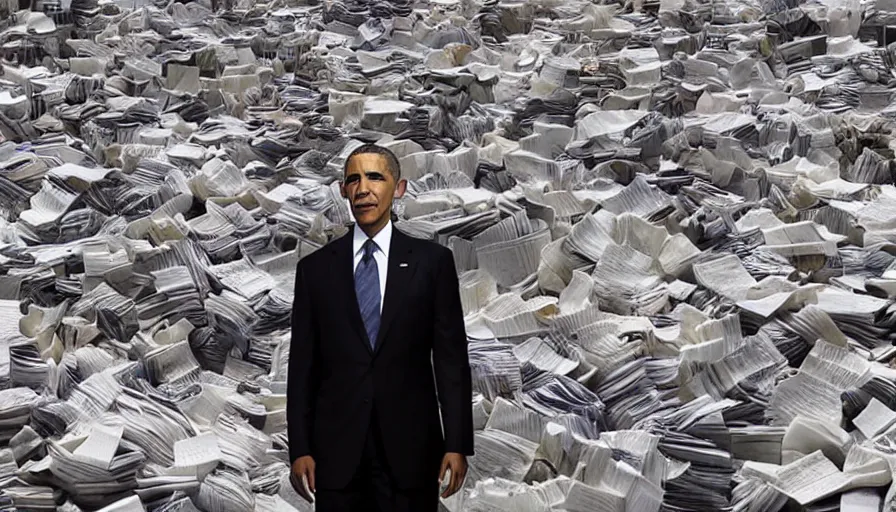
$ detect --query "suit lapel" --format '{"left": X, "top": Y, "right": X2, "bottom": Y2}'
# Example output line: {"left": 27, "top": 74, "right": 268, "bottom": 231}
{"left": 332, "top": 231, "right": 373, "bottom": 356}
{"left": 374, "top": 228, "right": 417, "bottom": 356}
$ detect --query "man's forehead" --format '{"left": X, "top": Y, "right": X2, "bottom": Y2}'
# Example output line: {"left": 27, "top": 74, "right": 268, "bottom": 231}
{"left": 346, "top": 152, "right": 390, "bottom": 172}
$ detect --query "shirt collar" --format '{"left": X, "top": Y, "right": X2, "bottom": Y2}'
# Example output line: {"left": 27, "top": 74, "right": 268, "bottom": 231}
{"left": 353, "top": 220, "right": 392, "bottom": 259}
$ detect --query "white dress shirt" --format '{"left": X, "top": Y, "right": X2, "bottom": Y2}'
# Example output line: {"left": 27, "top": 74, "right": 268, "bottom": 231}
{"left": 352, "top": 221, "right": 391, "bottom": 313}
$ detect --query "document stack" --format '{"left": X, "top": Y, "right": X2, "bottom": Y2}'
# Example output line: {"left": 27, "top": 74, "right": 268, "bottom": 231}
{"left": 7, "top": 0, "right": 896, "bottom": 508}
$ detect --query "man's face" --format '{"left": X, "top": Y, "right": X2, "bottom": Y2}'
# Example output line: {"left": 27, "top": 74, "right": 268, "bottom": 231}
{"left": 341, "top": 152, "right": 407, "bottom": 232}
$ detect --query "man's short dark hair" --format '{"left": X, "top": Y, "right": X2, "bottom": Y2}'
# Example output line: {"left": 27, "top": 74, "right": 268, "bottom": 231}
{"left": 344, "top": 143, "right": 402, "bottom": 180}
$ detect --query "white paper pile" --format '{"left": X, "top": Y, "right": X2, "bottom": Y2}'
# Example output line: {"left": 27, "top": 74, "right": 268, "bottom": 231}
{"left": 8, "top": 0, "right": 896, "bottom": 508}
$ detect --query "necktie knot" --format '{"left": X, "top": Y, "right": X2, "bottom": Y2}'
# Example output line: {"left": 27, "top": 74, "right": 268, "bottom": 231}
{"left": 362, "top": 239, "right": 377, "bottom": 260}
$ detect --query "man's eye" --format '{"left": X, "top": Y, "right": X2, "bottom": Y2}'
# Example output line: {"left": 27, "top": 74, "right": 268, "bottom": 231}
{"left": 367, "top": 173, "right": 384, "bottom": 180}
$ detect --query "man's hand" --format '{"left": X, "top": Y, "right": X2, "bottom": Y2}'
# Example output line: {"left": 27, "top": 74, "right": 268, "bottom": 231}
{"left": 290, "top": 455, "right": 316, "bottom": 503}
{"left": 438, "top": 452, "right": 467, "bottom": 498}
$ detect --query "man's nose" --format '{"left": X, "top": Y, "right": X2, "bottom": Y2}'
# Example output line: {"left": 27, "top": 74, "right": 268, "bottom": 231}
{"left": 355, "top": 175, "right": 371, "bottom": 195}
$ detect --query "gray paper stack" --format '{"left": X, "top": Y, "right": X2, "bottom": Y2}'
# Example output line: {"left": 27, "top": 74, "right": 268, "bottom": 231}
{"left": 9, "top": 0, "right": 896, "bottom": 508}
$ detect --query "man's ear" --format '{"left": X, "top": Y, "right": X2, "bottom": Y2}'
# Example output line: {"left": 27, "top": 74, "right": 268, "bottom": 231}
{"left": 394, "top": 179, "right": 407, "bottom": 199}
{"left": 340, "top": 182, "right": 348, "bottom": 199}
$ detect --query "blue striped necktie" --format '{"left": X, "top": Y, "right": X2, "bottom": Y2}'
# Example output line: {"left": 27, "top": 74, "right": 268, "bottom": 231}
{"left": 354, "top": 239, "right": 381, "bottom": 349}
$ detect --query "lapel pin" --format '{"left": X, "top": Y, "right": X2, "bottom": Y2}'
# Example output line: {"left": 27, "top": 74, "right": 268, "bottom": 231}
{"left": 399, "top": 262, "right": 408, "bottom": 267}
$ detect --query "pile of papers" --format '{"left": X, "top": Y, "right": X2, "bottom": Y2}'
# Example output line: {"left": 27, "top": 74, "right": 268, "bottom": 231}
{"left": 7, "top": 0, "right": 896, "bottom": 509}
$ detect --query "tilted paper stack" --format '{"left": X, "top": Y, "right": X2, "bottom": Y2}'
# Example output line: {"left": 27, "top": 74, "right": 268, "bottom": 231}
{"left": 5, "top": 0, "right": 896, "bottom": 509}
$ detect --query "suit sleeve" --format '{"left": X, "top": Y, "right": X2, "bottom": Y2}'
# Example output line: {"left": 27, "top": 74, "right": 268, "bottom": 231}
{"left": 432, "top": 247, "right": 475, "bottom": 456}
{"left": 288, "top": 259, "right": 317, "bottom": 463}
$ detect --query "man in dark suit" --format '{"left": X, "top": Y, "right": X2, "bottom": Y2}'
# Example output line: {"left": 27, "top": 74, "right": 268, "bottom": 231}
{"left": 287, "top": 143, "right": 475, "bottom": 511}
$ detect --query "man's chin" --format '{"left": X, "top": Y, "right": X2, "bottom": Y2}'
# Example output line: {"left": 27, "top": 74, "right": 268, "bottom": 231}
{"left": 354, "top": 213, "right": 384, "bottom": 227}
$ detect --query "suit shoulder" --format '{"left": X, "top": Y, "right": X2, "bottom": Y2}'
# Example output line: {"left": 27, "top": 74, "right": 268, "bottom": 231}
{"left": 298, "top": 231, "right": 349, "bottom": 270}
{"left": 297, "top": 249, "right": 324, "bottom": 271}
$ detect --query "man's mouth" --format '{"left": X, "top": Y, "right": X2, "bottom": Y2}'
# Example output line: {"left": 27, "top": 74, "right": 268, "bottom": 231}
{"left": 354, "top": 204, "right": 376, "bottom": 211}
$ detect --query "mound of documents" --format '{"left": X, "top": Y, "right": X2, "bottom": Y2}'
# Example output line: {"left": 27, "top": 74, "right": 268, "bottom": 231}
{"left": 7, "top": 0, "right": 896, "bottom": 509}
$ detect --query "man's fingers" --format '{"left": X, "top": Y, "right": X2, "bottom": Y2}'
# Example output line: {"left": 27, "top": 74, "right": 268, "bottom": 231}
{"left": 290, "top": 466, "right": 315, "bottom": 503}
{"left": 450, "top": 464, "right": 463, "bottom": 494}
{"left": 445, "top": 474, "right": 457, "bottom": 497}
{"left": 438, "top": 458, "right": 449, "bottom": 482}
{"left": 439, "top": 458, "right": 451, "bottom": 498}
{"left": 440, "top": 461, "right": 464, "bottom": 498}
{"left": 289, "top": 472, "right": 311, "bottom": 501}
{"left": 441, "top": 471, "right": 460, "bottom": 498}
{"left": 296, "top": 474, "right": 313, "bottom": 503}
{"left": 307, "top": 466, "right": 316, "bottom": 493}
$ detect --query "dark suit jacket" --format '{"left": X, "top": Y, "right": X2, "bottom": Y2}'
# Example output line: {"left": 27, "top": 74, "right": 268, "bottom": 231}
{"left": 287, "top": 225, "right": 475, "bottom": 490}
